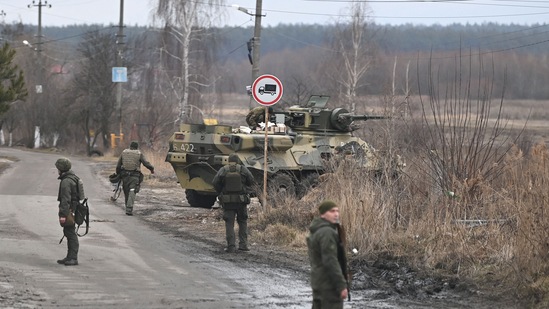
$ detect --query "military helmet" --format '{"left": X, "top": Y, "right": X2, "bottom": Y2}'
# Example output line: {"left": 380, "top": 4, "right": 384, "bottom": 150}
{"left": 228, "top": 153, "right": 239, "bottom": 163}
{"left": 55, "top": 157, "right": 72, "bottom": 172}
{"left": 109, "top": 173, "right": 121, "bottom": 183}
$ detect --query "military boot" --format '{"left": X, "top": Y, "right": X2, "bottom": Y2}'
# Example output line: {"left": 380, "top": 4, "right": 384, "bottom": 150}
{"left": 57, "top": 257, "right": 68, "bottom": 264}
{"left": 126, "top": 188, "right": 136, "bottom": 215}
{"left": 64, "top": 259, "right": 78, "bottom": 266}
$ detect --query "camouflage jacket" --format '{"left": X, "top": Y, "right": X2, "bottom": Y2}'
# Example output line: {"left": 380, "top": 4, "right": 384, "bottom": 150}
{"left": 57, "top": 170, "right": 78, "bottom": 217}
{"left": 307, "top": 217, "right": 347, "bottom": 292}
{"left": 245, "top": 106, "right": 265, "bottom": 128}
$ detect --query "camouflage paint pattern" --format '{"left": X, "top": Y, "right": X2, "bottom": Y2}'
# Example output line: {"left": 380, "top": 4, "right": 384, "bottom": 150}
{"left": 165, "top": 96, "right": 398, "bottom": 197}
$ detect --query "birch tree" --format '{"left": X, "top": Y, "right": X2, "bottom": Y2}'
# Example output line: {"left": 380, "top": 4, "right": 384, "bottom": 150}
{"left": 330, "top": 1, "right": 375, "bottom": 113}
{"left": 152, "top": 0, "right": 224, "bottom": 125}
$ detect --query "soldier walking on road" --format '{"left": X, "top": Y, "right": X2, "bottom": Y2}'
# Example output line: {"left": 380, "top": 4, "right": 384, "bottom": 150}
{"left": 55, "top": 158, "right": 81, "bottom": 266}
{"left": 307, "top": 200, "right": 349, "bottom": 308}
{"left": 212, "top": 153, "right": 254, "bottom": 253}
{"left": 116, "top": 141, "right": 155, "bottom": 216}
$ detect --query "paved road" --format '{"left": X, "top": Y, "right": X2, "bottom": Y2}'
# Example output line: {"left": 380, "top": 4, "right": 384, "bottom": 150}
{"left": 0, "top": 148, "right": 312, "bottom": 308}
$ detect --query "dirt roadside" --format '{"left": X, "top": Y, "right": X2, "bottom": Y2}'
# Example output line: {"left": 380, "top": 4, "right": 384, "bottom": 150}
{"left": 0, "top": 153, "right": 529, "bottom": 308}
{"left": 96, "top": 160, "right": 527, "bottom": 309}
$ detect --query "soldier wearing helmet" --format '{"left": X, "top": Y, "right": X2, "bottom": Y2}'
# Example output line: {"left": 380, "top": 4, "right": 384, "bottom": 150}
{"left": 115, "top": 141, "right": 155, "bottom": 216}
{"left": 212, "top": 153, "right": 255, "bottom": 253}
{"left": 55, "top": 157, "right": 80, "bottom": 266}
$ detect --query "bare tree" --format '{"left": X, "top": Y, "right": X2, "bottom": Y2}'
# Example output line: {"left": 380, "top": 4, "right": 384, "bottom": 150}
{"left": 328, "top": 1, "right": 375, "bottom": 113}
{"left": 281, "top": 75, "right": 315, "bottom": 107}
{"left": 70, "top": 30, "right": 119, "bottom": 153}
{"left": 2, "top": 107, "right": 20, "bottom": 147}
{"left": 152, "top": 0, "right": 225, "bottom": 125}
{"left": 413, "top": 51, "right": 525, "bottom": 213}
{"left": 132, "top": 57, "right": 180, "bottom": 146}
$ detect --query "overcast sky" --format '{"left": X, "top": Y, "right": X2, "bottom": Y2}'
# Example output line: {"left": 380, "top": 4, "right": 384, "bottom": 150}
{"left": 1, "top": 0, "right": 548, "bottom": 27}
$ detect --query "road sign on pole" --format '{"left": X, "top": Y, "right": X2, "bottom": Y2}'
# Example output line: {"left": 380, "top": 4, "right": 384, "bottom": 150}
{"left": 112, "top": 67, "right": 127, "bottom": 83}
{"left": 251, "top": 74, "right": 284, "bottom": 209}
{"left": 252, "top": 74, "right": 283, "bottom": 106}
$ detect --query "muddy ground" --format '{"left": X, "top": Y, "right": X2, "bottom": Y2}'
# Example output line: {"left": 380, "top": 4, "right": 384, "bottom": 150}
{"left": 96, "top": 160, "right": 528, "bottom": 309}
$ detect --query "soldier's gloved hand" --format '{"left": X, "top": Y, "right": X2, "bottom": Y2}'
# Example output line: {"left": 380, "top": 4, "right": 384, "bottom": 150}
{"left": 151, "top": 170, "right": 155, "bottom": 174}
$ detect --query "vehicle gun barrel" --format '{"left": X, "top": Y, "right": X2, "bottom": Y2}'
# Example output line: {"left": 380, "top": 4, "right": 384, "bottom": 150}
{"left": 337, "top": 113, "right": 388, "bottom": 122}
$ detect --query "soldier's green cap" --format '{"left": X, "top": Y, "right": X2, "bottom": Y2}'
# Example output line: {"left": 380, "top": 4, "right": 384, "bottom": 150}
{"left": 55, "top": 157, "right": 72, "bottom": 172}
{"left": 319, "top": 200, "right": 337, "bottom": 214}
{"left": 130, "top": 141, "right": 139, "bottom": 149}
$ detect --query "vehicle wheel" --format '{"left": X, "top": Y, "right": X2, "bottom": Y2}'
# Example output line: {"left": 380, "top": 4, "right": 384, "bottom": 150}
{"left": 185, "top": 189, "right": 217, "bottom": 208}
{"left": 267, "top": 174, "right": 296, "bottom": 200}
{"left": 296, "top": 173, "right": 320, "bottom": 199}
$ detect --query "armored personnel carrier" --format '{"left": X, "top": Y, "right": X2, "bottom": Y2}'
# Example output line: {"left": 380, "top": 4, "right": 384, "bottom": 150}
{"left": 166, "top": 95, "right": 396, "bottom": 208}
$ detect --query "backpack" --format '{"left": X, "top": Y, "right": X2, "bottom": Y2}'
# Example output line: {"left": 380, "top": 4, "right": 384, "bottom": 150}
{"left": 220, "top": 165, "right": 249, "bottom": 204}
{"left": 223, "top": 165, "right": 243, "bottom": 193}
{"left": 67, "top": 175, "right": 90, "bottom": 237}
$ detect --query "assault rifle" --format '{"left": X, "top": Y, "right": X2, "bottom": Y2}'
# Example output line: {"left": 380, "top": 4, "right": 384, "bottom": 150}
{"left": 336, "top": 223, "right": 351, "bottom": 301}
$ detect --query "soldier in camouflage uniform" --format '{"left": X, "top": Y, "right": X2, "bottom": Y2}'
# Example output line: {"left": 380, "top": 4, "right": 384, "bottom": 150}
{"left": 307, "top": 200, "right": 348, "bottom": 309}
{"left": 116, "top": 141, "right": 155, "bottom": 215}
{"left": 246, "top": 106, "right": 274, "bottom": 129}
{"left": 55, "top": 157, "right": 80, "bottom": 266}
{"left": 212, "top": 153, "right": 254, "bottom": 253}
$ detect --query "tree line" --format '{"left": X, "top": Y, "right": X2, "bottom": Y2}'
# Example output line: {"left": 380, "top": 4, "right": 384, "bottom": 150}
{"left": 1, "top": 10, "right": 548, "bottom": 152}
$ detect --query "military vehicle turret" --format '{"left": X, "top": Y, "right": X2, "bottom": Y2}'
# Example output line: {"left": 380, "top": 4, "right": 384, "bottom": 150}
{"left": 165, "top": 95, "right": 399, "bottom": 208}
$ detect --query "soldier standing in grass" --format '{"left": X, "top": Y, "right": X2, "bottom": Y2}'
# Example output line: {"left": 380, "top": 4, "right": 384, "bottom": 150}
{"left": 307, "top": 200, "right": 349, "bottom": 308}
{"left": 212, "top": 153, "right": 254, "bottom": 253}
{"left": 116, "top": 141, "right": 154, "bottom": 216}
{"left": 55, "top": 157, "right": 80, "bottom": 266}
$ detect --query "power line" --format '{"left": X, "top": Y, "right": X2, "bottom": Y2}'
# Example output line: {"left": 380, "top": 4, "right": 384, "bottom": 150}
{"left": 258, "top": 22, "right": 549, "bottom": 62}
{"left": 301, "top": 0, "right": 549, "bottom": 21}
{"left": 373, "top": 11, "right": 549, "bottom": 21}
{"left": 6, "top": 0, "right": 549, "bottom": 28}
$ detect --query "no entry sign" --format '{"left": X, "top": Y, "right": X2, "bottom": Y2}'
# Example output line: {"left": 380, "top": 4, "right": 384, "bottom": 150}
{"left": 252, "top": 74, "right": 283, "bottom": 106}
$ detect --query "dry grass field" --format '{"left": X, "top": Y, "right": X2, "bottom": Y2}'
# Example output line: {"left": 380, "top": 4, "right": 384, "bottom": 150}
{"left": 156, "top": 95, "right": 549, "bottom": 307}
{"left": 88, "top": 95, "right": 549, "bottom": 307}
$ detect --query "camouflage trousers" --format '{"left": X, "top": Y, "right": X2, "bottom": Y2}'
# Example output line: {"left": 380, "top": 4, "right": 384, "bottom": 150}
{"left": 122, "top": 174, "right": 140, "bottom": 213}
{"left": 222, "top": 205, "right": 248, "bottom": 250}
{"left": 63, "top": 225, "right": 79, "bottom": 260}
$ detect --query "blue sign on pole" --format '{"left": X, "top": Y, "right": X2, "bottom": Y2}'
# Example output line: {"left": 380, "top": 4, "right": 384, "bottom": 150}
{"left": 112, "top": 67, "right": 127, "bottom": 82}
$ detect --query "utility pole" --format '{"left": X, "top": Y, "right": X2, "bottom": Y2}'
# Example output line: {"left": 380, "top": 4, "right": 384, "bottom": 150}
{"left": 249, "top": 0, "right": 263, "bottom": 110}
{"left": 233, "top": 2, "right": 264, "bottom": 109}
{"left": 28, "top": 0, "right": 51, "bottom": 53}
{"left": 251, "top": 0, "right": 262, "bottom": 84}
{"left": 28, "top": 0, "right": 51, "bottom": 148}
{"left": 116, "top": 0, "right": 125, "bottom": 141}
